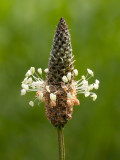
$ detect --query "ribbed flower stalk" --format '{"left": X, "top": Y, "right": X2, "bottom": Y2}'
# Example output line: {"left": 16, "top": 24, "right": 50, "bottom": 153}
{"left": 57, "top": 125, "right": 65, "bottom": 160}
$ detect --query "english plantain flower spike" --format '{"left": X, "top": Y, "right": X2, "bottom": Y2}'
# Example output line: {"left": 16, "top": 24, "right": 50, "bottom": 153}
{"left": 21, "top": 18, "right": 100, "bottom": 127}
{"left": 21, "top": 18, "right": 100, "bottom": 159}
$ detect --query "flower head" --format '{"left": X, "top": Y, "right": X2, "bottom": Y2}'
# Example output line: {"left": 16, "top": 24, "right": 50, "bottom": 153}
{"left": 21, "top": 18, "right": 100, "bottom": 127}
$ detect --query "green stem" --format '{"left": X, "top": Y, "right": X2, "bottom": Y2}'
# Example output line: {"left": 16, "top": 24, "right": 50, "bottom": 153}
{"left": 57, "top": 125, "right": 65, "bottom": 160}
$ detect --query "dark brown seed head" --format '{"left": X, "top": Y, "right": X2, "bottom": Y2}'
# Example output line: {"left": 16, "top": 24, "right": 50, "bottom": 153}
{"left": 47, "top": 18, "right": 74, "bottom": 85}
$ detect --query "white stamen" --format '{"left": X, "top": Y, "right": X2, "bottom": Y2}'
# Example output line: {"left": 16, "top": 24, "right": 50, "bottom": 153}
{"left": 88, "top": 84, "right": 94, "bottom": 90}
{"left": 87, "top": 68, "right": 94, "bottom": 76}
{"left": 31, "top": 82, "right": 36, "bottom": 89}
{"left": 74, "top": 69, "right": 78, "bottom": 76}
{"left": 25, "top": 70, "right": 31, "bottom": 77}
{"left": 94, "top": 83, "right": 99, "bottom": 90}
{"left": 27, "top": 77, "right": 32, "bottom": 84}
{"left": 38, "top": 68, "right": 42, "bottom": 75}
{"left": 46, "top": 86, "right": 50, "bottom": 92}
{"left": 75, "top": 68, "right": 99, "bottom": 101}
{"left": 50, "top": 93, "right": 56, "bottom": 101}
{"left": 67, "top": 93, "right": 72, "bottom": 98}
{"left": 85, "top": 92, "right": 90, "bottom": 97}
{"left": 91, "top": 93, "right": 97, "bottom": 101}
{"left": 71, "top": 81, "right": 77, "bottom": 87}
{"left": 29, "top": 101, "right": 34, "bottom": 107}
{"left": 38, "top": 92, "right": 43, "bottom": 100}
{"left": 22, "top": 77, "right": 28, "bottom": 84}
{"left": 82, "top": 75, "right": 85, "bottom": 80}
{"left": 67, "top": 72, "right": 72, "bottom": 81}
{"left": 21, "top": 89, "right": 26, "bottom": 95}
{"left": 62, "top": 76, "right": 68, "bottom": 83}
{"left": 30, "top": 67, "right": 35, "bottom": 75}
{"left": 95, "top": 79, "right": 100, "bottom": 84}
{"left": 39, "top": 81, "right": 44, "bottom": 85}
{"left": 21, "top": 84, "right": 29, "bottom": 90}
{"left": 44, "top": 68, "right": 49, "bottom": 73}
{"left": 82, "top": 80, "right": 88, "bottom": 86}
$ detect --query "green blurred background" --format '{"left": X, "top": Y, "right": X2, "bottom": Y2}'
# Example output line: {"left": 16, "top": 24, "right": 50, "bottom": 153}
{"left": 0, "top": 0, "right": 120, "bottom": 160}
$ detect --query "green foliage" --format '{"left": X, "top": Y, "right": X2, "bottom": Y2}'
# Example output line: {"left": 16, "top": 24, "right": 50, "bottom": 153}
{"left": 0, "top": 0, "right": 120, "bottom": 160}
